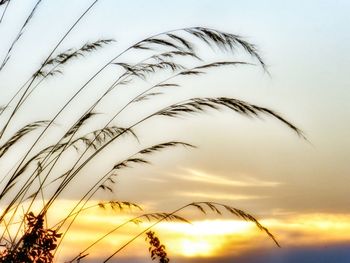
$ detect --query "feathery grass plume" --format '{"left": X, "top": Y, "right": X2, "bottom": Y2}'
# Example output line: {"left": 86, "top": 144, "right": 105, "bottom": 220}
{"left": 0, "top": 3, "right": 304, "bottom": 260}
{"left": 47, "top": 141, "right": 195, "bottom": 253}
{"left": 80, "top": 126, "right": 138, "bottom": 149}
{"left": 0, "top": 125, "right": 139, "bottom": 214}
{"left": 2, "top": 25, "right": 257, "bottom": 142}
{"left": 185, "top": 27, "right": 267, "bottom": 70}
{"left": 189, "top": 202, "right": 280, "bottom": 247}
{"left": 0, "top": 0, "right": 99, "bottom": 141}
{"left": 2, "top": 85, "right": 133, "bottom": 225}
{"left": 56, "top": 141, "right": 194, "bottom": 224}
{"left": 114, "top": 60, "right": 185, "bottom": 80}
{"left": 2, "top": 56, "right": 129, "bottom": 214}
{"left": 68, "top": 212, "right": 190, "bottom": 263}
{"left": 2, "top": 125, "right": 138, "bottom": 206}
{"left": 134, "top": 92, "right": 163, "bottom": 102}
{"left": 14, "top": 39, "right": 115, "bottom": 111}
{"left": 97, "top": 201, "right": 142, "bottom": 212}
{"left": 36, "top": 39, "right": 115, "bottom": 78}
{"left": 142, "top": 38, "right": 182, "bottom": 50}
{"left": 0, "top": 0, "right": 43, "bottom": 72}
{"left": 0, "top": 0, "right": 109, "bottom": 252}
{"left": 63, "top": 112, "right": 99, "bottom": 141}
{"left": 157, "top": 97, "right": 304, "bottom": 137}
{"left": 150, "top": 50, "right": 201, "bottom": 62}
{"left": 0, "top": 99, "right": 133, "bottom": 231}
{"left": 2, "top": 25, "right": 258, "bottom": 201}
{"left": 2, "top": 127, "right": 120, "bottom": 231}
{"left": 0, "top": 120, "right": 50, "bottom": 158}
{"left": 140, "top": 213, "right": 190, "bottom": 224}
{"left": 37, "top": 126, "right": 138, "bottom": 173}
{"left": 194, "top": 60, "right": 253, "bottom": 69}
{"left": 85, "top": 141, "right": 194, "bottom": 193}
{"left": 39, "top": 85, "right": 302, "bottom": 220}
{"left": 97, "top": 142, "right": 194, "bottom": 194}
{"left": 167, "top": 33, "right": 194, "bottom": 51}
{"left": 102, "top": 201, "right": 279, "bottom": 262}
{"left": 39, "top": 126, "right": 141, "bottom": 206}
{"left": 132, "top": 32, "right": 193, "bottom": 52}
{"left": 126, "top": 60, "right": 254, "bottom": 109}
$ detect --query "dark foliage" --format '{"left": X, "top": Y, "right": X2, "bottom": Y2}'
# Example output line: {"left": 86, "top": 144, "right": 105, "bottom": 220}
{"left": 145, "top": 231, "right": 170, "bottom": 263}
{"left": 0, "top": 213, "right": 61, "bottom": 263}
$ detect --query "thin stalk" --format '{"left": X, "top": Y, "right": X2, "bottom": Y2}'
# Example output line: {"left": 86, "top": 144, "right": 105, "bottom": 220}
{"left": 1, "top": 56, "right": 194, "bottom": 205}
{"left": 41, "top": 96, "right": 198, "bottom": 213}
{"left": 1, "top": 218, "right": 13, "bottom": 245}
{"left": 0, "top": 70, "right": 127, "bottom": 241}
{"left": 103, "top": 203, "right": 192, "bottom": 262}
{"left": 44, "top": 59, "right": 243, "bottom": 211}
{"left": 53, "top": 140, "right": 187, "bottom": 252}
{"left": 1, "top": 25, "right": 188, "bottom": 202}
{"left": 0, "top": 0, "right": 99, "bottom": 139}
{"left": 7, "top": 53, "right": 182, "bottom": 240}
{"left": 0, "top": 26, "right": 201, "bottom": 223}
{"left": 0, "top": 0, "right": 10, "bottom": 24}
{"left": 68, "top": 212, "right": 169, "bottom": 262}
{"left": 0, "top": 0, "right": 101, "bottom": 243}
{"left": 2, "top": 73, "right": 121, "bottom": 244}
{"left": 51, "top": 201, "right": 140, "bottom": 229}
{"left": 0, "top": 77, "right": 32, "bottom": 117}
{"left": 0, "top": 0, "right": 43, "bottom": 72}
{"left": 0, "top": 25, "right": 228, "bottom": 204}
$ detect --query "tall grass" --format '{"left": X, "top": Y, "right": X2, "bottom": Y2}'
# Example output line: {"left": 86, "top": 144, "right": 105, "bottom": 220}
{"left": 0, "top": 2, "right": 303, "bottom": 262}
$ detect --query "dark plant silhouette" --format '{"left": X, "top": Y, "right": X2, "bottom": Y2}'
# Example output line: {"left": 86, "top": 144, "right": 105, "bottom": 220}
{"left": 0, "top": 212, "right": 61, "bottom": 263}
{"left": 145, "top": 231, "right": 170, "bottom": 263}
{"left": 0, "top": 1, "right": 303, "bottom": 262}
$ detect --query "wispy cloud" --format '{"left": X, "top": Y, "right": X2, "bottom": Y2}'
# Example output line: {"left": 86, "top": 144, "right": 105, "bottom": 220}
{"left": 172, "top": 168, "right": 281, "bottom": 187}
{"left": 176, "top": 191, "right": 266, "bottom": 200}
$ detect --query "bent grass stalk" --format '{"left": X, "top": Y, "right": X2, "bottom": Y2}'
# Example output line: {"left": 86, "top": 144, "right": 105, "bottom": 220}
{"left": 102, "top": 202, "right": 280, "bottom": 262}
{"left": 0, "top": 0, "right": 42, "bottom": 71}
{"left": 0, "top": 3, "right": 304, "bottom": 262}
{"left": 0, "top": 1, "right": 101, "bottom": 215}
{"left": 0, "top": 0, "right": 99, "bottom": 139}
{"left": 1, "top": 27, "right": 267, "bottom": 239}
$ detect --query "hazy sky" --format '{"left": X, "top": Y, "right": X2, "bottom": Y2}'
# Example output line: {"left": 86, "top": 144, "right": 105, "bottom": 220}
{"left": 0, "top": 1, "right": 349, "bottom": 262}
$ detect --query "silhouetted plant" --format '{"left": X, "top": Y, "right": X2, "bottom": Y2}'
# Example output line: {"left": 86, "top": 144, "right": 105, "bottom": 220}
{"left": 0, "top": 1, "right": 303, "bottom": 262}
{"left": 145, "top": 231, "right": 169, "bottom": 263}
{"left": 0, "top": 212, "right": 61, "bottom": 263}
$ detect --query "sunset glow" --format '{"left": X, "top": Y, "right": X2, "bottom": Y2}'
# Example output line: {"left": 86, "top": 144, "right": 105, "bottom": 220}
{"left": 0, "top": 1, "right": 349, "bottom": 262}
{"left": 28, "top": 200, "right": 350, "bottom": 262}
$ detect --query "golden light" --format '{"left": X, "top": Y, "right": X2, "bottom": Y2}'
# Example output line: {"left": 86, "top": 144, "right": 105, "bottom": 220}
{"left": 3, "top": 200, "right": 350, "bottom": 262}
{"left": 180, "top": 239, "right": 212, "bottom": 257}
{"left": 158, "top": 220, "right": 253, "bottom": 235}
{"left": 154, "top": 220, "right": 255, "bottom": 258}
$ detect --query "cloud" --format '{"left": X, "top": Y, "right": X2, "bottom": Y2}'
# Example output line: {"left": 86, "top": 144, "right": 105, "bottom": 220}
{"left": 63, "top": 214, "right": 350, "bottom": 262}
{"left": 172, "top": 168, "right": 281, "bottom": 187}
{"left": 176, "top": 191, "right": 266, "bottom": 200}
{"left": 41, "top": 200, "right": 350, "bottom": 262}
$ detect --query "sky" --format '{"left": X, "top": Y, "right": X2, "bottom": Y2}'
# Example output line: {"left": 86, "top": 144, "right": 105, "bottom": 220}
{"left": 0, "top": 0, "right": 349, "bottom": 262}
